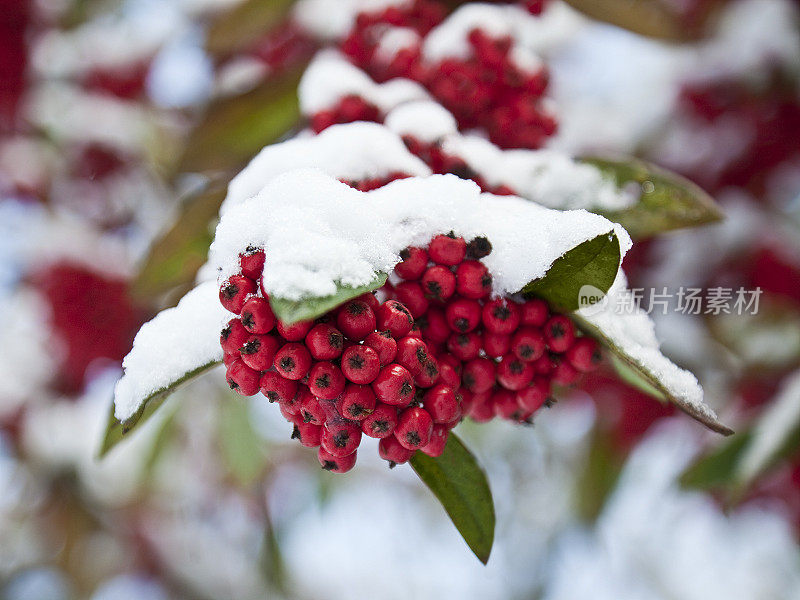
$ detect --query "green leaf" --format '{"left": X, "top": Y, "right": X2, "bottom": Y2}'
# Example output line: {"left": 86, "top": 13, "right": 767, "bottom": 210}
{"left": 131, "top": 178, "right": 227, "bottom": 306}
{"left": 206, "top": 0, "right": 297, "bottom": 58}
{"left": 410, "top": 433, "right": 495, "bottom": 564}
{"left": 574, "top": 426, "right": 624, "bottom": 522}
{"left": 573, "top": 314, "right": 734, "bottom": 436}
{"left": 609, "top": 354, "right": 666, "bottom": 401}
{"left": 522, "top": 232, "right": 621, "bottom": 311}
{"left": 98, "top": 360, "right": 220, "bottom": 458}
{"left": 680, "top": 431, "right": 752, "bottom": 491}
{"left": 560, "top": 0, "right": 722, "bottom": 41}
{"left": 269, "top": 273, "right": 388, "bottom": 325}
{"left": 219, "top": 398, "right": 266, "bottom": 487}
{"left": 175, "top": 68, "right": 303, "bottom": 176}
{"left": 582, "top": 156, "right": 724, "bottom": 239}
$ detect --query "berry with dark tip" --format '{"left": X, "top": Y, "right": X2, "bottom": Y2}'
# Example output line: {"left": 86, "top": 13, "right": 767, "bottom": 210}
{"left": 455, "top": 260, "right": 491, "bottom": 299}
{"left": 516, "top": 377, "right": 550, "bottom": 413}
{"left": 511, "top": 327, "right": 545, "bottom": 362}
{"left": 337, "top": 384, "right": 377, "bottom": 420}
{"left": 240, "top": 296, "right": 275, "bottom": 334}
{"left": 341, "top": 344, "right": 381, "bottom": 384}
{"left": 379, "top": 435, "right": 415, "bottom": 466}
{"left": 395, "top": 336, "right": 430, "bottom": 375}
{"left": 566, "top": 338, "right": 602, "bottom": 372}
{"left": 394, "top": 281, "right": 429, "bottom": 318}
{"left": 462, "top": 358, "right": 496, "bottom": 393}
{"left": 372, "top": 363, "right": 416, "bottom": 406}
{"left": 552, "top": 357, "right": 579, "bottom": 385}
{"left": 446, "top": 331, "right": 482, "bottom": 361}
{"left": 226, "top": 359, "right": 261, "bottom": 396}
{"left": 428, "top": 233, "right": 466, "bottom": 266}
{"left": 421, "top": 265, "right": 456, "bottom": 302}
{"left": 415, "top": 357, "right": 440, "bottom": 388}
{"left": 336, "top": 300, "right": 377, "bottom": 340}
{"left": 273, "top": 342, "right": 312, "bottom": 380}
{"left": 219, "top": 275, "right": 257, "bottom": 314}
{"left": 240, "top": 334, "right": 280, "bottom": 371}
{"left": 544, "top": 315, "right": 575, "bottom": 353}
{"left": 394, "top": 246, "right": 429, "bottom": 280}
{"left": 308, "top": 361, "right": 346, "bottom": 400}
{"left": 395, "top": 406, "right": 434, "bottom": 450}
{"left": 321, "top": 420, "right": 362, "bottom": 457}
{"left": 305, "top": 323, "right": 345, "bottom": 360}
{"left": 376, "top": 300, "right": 414, "bottom": 338}
{"left": 318, "top": 447, "right": 357, "bottom": 473}
{"left": 292, "top": 422, "right": 322, "bottom": 447}
{"left": 466, "top": 236, "right": 492, "bottom": 259}
{"left": 423, "top": 384, "right": 460, "bottom": 424}
{"left": 483, "top": 331, "right": 511, "bottom": 358}
{"left": 416, "top": 306, "right": 450, "bottom": 344}
{"left": 520, "top": 299, "right": 549, "bottom": 327}
{"left": 239, "top": 248, "right": 265, "bottom": 279}
{"left": 363, "top": 330, "right": 397, "bottom": 365}
{"left": 445, "top": 297, "right": 482, "bottom": 332}
{"left": 496, "top": 354, "right": 535, "bottom": 390}
{"left": 482, "top": 298, "right": 521, "bottom": 335}
{"left": 299, "top": 392, "right": 327, "bottom": 425}
{"left": 220, "top": 318, "right": 250, "bottom": 355}
{"left": 361, "top": 403, "right": 399, "bottom": 438}
{"left": 260, "top": 371, "right": 299, "bottom": 404}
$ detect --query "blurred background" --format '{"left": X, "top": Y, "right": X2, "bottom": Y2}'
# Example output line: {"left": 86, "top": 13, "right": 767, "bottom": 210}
{"left": 1, "top": 0, "right": 799, "bottom": 598}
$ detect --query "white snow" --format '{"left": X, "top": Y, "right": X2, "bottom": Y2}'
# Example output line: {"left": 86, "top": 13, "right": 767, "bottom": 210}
{"left": 736, "top": 369, "right": 800, "bottom": 487}
{"left": 212, "top": 168, "right": 629, "bottom": 300}
{"left": 578, "top": 272, "right": 715, "bottom": 426}
{"left": 293, "top": 0, "right": 407, "bottom": 41}
{"left": 114, "top": 281, "right": 227, "bottom": 421}
{"left": 385, "top": 101, "right": 635, "bottom": 211}
{"left": 222, "top": 121, "right": 431, "bottom": 214}
{"left": 299, "top": 51, "right": 429, "bottom": 115}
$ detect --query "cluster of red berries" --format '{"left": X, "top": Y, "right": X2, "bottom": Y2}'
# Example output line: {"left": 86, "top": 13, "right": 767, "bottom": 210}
{"left": 219, "top": 247, "right": 465, "bottom": 473}
{"left": 218, "top": 232, "right": 601, "bottom": 474}
{"left": 386, "top": 233, "right": 601, "bottom": 424}
{"left": 330, "top": 0, "right": 556, "bottom": 149}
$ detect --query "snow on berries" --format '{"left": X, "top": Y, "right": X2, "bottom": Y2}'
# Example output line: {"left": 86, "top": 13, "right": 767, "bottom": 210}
{"left": 218, "top": 230, "right": 602, "bottom": 473}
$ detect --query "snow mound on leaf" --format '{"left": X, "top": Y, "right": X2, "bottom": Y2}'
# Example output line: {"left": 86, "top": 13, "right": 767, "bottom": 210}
{"left": 114, "top": 281, "right": 226, "bottom": 421}
{"left": 223, "top": 121, "right": 430, "bottom": 215}
{"left": 299, "top": 50, "right": 429, "bottom": 115}
{"left": 386, "top": 101, "right": 634, "bottom": 211}
{"left": 210, "top": 168, "right": 630, "bottom": 301}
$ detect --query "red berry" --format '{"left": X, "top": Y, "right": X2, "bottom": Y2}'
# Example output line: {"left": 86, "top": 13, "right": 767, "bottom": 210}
{"left": 305, "top": 323, "right": 345, "bottom": 360}
{"left": 455, "top": 260, "right": 491, "bottom": 299}
{"left": 239, "top": 248, "right": 265, "bottom": 280}
{"left": 361, "top": 403, "right": 399, "bottom": 438}
{"left": 308, "top": 361, "right": 346, "bottom": 399}
{"left": 291, "top": 422, "right": 321, "bottom": 447}
{"left": 496, "top": 354, "right": 535, "bottom": 390}
{"left": 226, "top": 359, "right": 261, "bottom": 396}
{"left": 446, "top": 331, "right": 482, "bottom": 361}
{"left": 318, "top": 447, "right": 357, "bottom": 473}
{"left": 336, "top": 300, "right": 376, "bottom": 340}
{"left": 445, "top": 297, "right": 482, "bottom": 332}
{"left": 516, "top": 377, "right": 550, "bottom": 412}
{"left": 273, "top": 342, "right": 312, "bottom": 380}
{"left": 240, "top": 334, "right": 280, "bottom": 371}
{"left": 415, "top": 356, "right": 440, "bottom": 388}
{"left": 566, "top": 337, "right": 602, "bottom": 372}
{"left": 394, "top": 281, "right": 429, "bottom": 318}
{"left": 544, "top": 315, "right": 575, "bottom": 353}
{"left": 417, "top": 306, "right": 450, "bottom": 344}
{"left": 299, "top": 392, "right": 327, "bottom": 425}
{"left": 511, "top": 327, "right": 545, "bottom": 362}
{"left": 421, "top": 265, "right": 456, "bottom": 302}
{"left": 467, "top": 390, "right": 495, "bottom": 423}
{"left": 466, "top": 236, "right": 492, "bottom": 259}
{"left": 321, "top": 420, "right": 362, "bottom": 457}
{"left": 220, "top": 318, "right": 250, "bottom": 355}
{"left": 437, "top": 360, "right": 461, "bottom": 390}
{"left": 356, "top": 292, "right": 380, "bottom": 312}
{"left": 483, "top": 331, "right": 511, "bottom": 358}
{"left": 420, "top": 424, "right": 449, "bottom": 457}
{"left": 277, "top": 319, "right": 313, "bottom": 341}
{"left": 423, "top": 384, "right": 459, "bottom": 423}
{"left": 337, "top": 384, "right": 377, "bottom": 420}
{"left": 286, "top": 385, "right": 313, "bottom": 415}
{"left": 376, "top": 300, "right": 414, "bottom": 338}
{"left": 395, "top": 336, "right": 430, "bottom": 375}
{"left": 223, "top": 352, "right": 238, "bottom": 367}
{"left": 280, "top": 403, "right": 301, "bottom": 423}
{"left": 533, "top": 354, "right": 556, "bottom": 375}
{"left": 395, "top": 406, "right": 434, "bottom": 450}
{"left": 379, "top": 435, "right": 415, "bottom": 465}
{"left": 341, "top": 344, "right": 381, "bottom": 384}
{"left": 429, "top": 234, "right": 466, "bottom": 265}
{"left": 372, "top": 364, "right": 415, "bottom": 406}
{"left": 240, "top": 296, "right": 275, "bottom": 334}
{"left": 482, "top": 298, "right": 521, "bottom": 335}
{"left": 394, "top": 247, "right": 428, "bottom": 280}
{"left": 552, "top": 357, "right": 579, "bottom": 385}
{"left": 520, "top": 299, "right": 549, "bottom": 327}
{"left": 363, "top": 330, "right": 397, "bottom": 365}
{"left": 492, "top": 388, "right": 525, "bottom": 421}
{"left": 260, "top": 371, "right": 298, "bottom": 403}
{"left": 462, "top": 358, "right": 496, "bottom": 393}
{"left": 219, "top": 275, "right": 257, "bottom": 314}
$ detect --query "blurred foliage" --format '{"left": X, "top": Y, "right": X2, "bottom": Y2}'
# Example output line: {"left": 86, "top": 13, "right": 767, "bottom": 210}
{"left": 206, "top": 0, "right": 297, "bottom": 58}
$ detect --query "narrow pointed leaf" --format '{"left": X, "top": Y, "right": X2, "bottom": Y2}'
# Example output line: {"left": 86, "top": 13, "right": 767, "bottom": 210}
{"left": 220, "top": 398, "right": 266, "bottom": 487}
{"left": 269, "top": 273, "right": 388, "bottom": 325}
{"left": 522, "top": 232, "right": 620, "bottom": 311}
{"left": 410, "top": 433, "right": 495, "bottom": 564}
{"left": 582, "top": 156, "right": 723, "bottom": 239}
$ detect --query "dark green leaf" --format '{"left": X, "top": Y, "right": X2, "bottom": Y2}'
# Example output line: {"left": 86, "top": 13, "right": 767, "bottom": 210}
{"left": 175, "top": 68, "right": 303, "bottom": 176}
{"left": 522, "top": 232, "right": 620, "bottom": 311}
{"left": 269, "top": 273, "right": 388, "bottom": 325}
{"left": 582, "top": 156, "right": 723, "bottom": 239}
{"left": 206, "top": 0, "right": 296, "bottom": 58}
{"left": 410, "top": 433, "right": 495, "bottom": 564}
{"left": 219, "top": 398, "right": 266, "bottom": 487}
{"left": 98, "top": 360, "right": 220, "bottom": 458}
{"left": 560, "top": 0, "right": 723, "bottom": 41}
{"left": 680, "top": 431, "right": 752, "bottom": 491}
{"left": 574, "top": 427, "right": 624, "bottom": 522}
{"left": 573, "top": 314, "right": 734, "bottom": 436}
{"left": 131, "top": 178, "right": 227, "bottom": 306}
